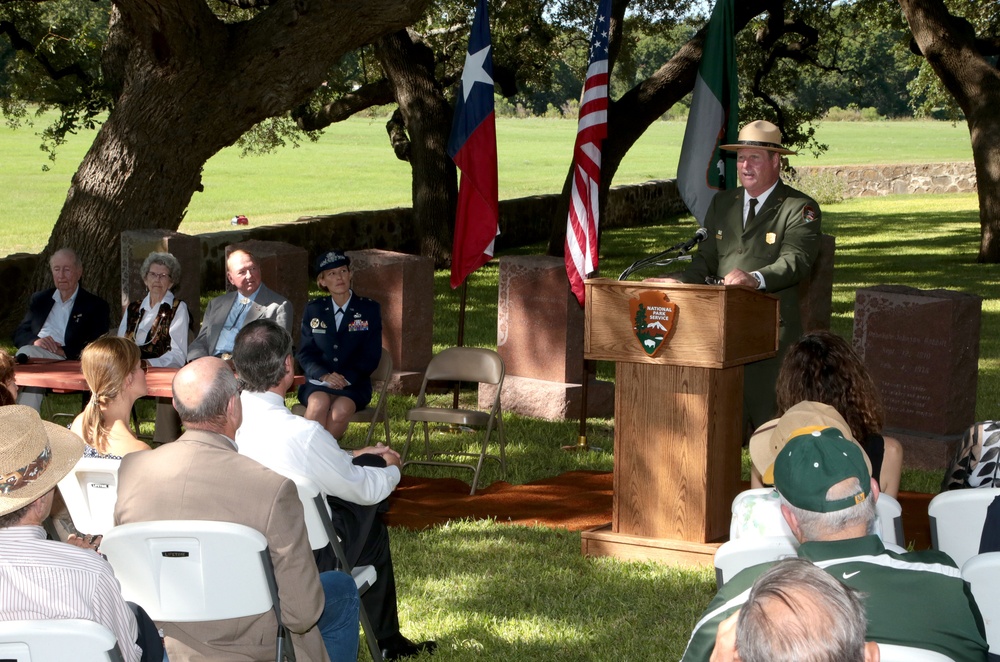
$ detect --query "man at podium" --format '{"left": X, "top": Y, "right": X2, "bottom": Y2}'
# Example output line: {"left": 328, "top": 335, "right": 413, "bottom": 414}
{"left": 663, "top": 120, "right": 821, "bottom": 431}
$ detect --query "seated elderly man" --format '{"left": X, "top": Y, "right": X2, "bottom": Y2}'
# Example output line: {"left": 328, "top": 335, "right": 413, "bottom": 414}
{"left": 13, "top": 248, "right": 110, "bottom": 409}
{"left": 682, "top": 427, "right": 989, "bottom": 662}
{"left": 187, "top": 248, "right": 292, "bottom": 360}
{"left": 113, "top": 357, "right": 360, "bottom": 662}
{"left": 232, "top": 319, "right": 436, "bottom": 661}
{"left": 711, "top": 557, "right": 878, "bottom": 662}
{"left": 0, "top": 406, "right": 162, "bottom": 662}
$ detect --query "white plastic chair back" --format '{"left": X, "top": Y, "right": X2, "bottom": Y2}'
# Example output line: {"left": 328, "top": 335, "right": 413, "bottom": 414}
{"left": 0, "top": 619, "right": 124, "bottom": 661}
{"left": 713, "top": 536, "right": 798, "bottom": 587}
{"left": 730, "top": 488, "right": 904, "bottom": 546}
{"left": 929, "top": 487, "right": 1000, "bottom": 568}
{"left": 962, "top": 552, "right": 1000, "bottom": 655}
{"left": 56, "top": 457, "right": 121, "bottom": 535}
{"left": 877, "top": 643, "right": 956, "bottom": 661}
{"left": 101, "top": 520, "right": 275, "bottom": 622}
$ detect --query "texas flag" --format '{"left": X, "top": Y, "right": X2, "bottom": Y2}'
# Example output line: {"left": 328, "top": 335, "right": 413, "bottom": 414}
{"left": 448, "top": 0, "right": 499, "bottom": 289}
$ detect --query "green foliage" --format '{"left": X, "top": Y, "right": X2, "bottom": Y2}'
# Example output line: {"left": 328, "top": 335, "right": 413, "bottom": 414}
{"left": 786, "top": 169, "right": 846, "bottom": 206}
{"left": 823, "top": 105, "right": 884, "bottom": 122}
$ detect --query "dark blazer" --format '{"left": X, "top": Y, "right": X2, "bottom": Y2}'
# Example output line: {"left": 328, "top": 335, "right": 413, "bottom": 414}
{"left": 187, "top": 284, "right": 292, "bottom": 360}
{"left": 297, "top": 293, "right": 382, "bottom": 410}
{"left": 12, "top": 286, "right": 111, "bottom": 360}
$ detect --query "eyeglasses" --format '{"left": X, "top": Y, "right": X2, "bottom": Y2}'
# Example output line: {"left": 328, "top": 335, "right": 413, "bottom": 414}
{"left": 146, "top": 271, "right": 172, "bottom": 281}
{"left": 138, "top": 359, "right": 149, "bottom": 373}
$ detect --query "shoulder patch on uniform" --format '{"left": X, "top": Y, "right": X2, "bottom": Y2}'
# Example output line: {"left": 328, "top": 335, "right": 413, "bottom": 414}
{"left": 803, "top": 206, "right": 818, "bottom": 223}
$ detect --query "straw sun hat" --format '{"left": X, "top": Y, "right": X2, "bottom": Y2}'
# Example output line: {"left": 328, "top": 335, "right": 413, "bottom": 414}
{"left": 0, "top": 405, "right": 84, "bottom": 517}
{"left": 719, "top": 120, "right": 797, "bottom": 155}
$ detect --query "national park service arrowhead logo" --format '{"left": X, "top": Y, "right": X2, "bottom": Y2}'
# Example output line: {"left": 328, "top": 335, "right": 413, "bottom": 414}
{"left": 630, "top": 291, "right": 676, "bottom": 357}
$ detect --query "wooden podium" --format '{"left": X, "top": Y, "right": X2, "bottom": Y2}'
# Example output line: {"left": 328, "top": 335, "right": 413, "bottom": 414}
{"left": 580, "top": 279, "right": 779, "bottom": 565}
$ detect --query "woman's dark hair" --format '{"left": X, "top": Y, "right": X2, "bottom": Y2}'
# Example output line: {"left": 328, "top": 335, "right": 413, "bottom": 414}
{"left": 776, "top": 331, "right": 884, "bottom": 442}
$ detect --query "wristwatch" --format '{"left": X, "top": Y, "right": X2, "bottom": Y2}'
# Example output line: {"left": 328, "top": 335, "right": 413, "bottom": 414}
{"left": 751, "top": 272, "right": 765, "bottom": 290}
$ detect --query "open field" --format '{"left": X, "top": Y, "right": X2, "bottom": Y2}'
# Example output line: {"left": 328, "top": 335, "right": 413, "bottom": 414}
{"left": 0, "top": 115, "right": 975, "bottom": 257}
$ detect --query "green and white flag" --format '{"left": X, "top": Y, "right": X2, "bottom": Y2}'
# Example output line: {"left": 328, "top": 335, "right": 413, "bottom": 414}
{"left": 677, "top": 0, "right": 739, "bottom": 226}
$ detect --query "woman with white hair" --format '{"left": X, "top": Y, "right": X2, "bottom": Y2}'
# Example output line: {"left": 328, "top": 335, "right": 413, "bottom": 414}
{"left": 117, "top": 251, "right": 189, "bottom": 367}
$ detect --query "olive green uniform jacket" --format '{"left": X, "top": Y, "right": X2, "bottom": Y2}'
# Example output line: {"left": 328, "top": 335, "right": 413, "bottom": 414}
{"left": 674, "top": 180, "right": 821, "bottom": 427}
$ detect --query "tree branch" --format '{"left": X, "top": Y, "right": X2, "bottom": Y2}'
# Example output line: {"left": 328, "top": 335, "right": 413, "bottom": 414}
{"left": 0, "top": 20, "right": 92, "bottom": 84}
{"left": 292, "top": 79, "right": 395, "bottom": 131}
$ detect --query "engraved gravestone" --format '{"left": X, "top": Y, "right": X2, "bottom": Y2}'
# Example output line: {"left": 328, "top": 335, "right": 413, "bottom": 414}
{"left": 853, "top": 286, "right": 981, "bottom": 440}
{"left": 480, "top": 255, "right": 613, "bottom": 420}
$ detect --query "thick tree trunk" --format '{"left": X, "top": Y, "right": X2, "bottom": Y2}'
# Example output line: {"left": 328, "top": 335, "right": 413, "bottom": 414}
{"left": 13, "top": 0, "right": 431, "bottom": 328}
{"left": 375, "top": 30, "right": 457, "bottom": 267}
{"left": 897, "top": 0, "right": 1000, "bottom": 262}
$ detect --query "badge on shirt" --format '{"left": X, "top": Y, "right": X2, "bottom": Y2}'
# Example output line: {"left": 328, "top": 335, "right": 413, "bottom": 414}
{"left": 310, "top": 318, "right": 320, "bottom": 329}
{"left": 803, "top": 206, "right": 817, "bottom": 223}
{"left": 765, "top": 232, "right": 776, "bottom": 245}
{"left": 348, "top": 320, "right": 369, "bottom": 332}
{"left": 715, "top": 230, "right": 724, "bottom": 241}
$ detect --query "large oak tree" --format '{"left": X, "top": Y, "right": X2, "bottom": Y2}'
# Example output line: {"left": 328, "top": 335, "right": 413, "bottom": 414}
{"left": 896, "top": 0, "right": 1000, "bottom": 261}
{"left": 0, "top": 0, "right": 432, "bottom": 319}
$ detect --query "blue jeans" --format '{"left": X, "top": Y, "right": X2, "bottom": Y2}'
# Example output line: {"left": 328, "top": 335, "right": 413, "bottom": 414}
{"left": 318, "top": 570, "right": 360, "bottom": 662}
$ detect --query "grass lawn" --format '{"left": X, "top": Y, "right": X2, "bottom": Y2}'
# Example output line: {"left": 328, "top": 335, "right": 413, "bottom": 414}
{"left": 0, "top": 115, "right": 975, "bottom": 257}
{"left": 4, "top": 114, "right": 991, "bottom": 661}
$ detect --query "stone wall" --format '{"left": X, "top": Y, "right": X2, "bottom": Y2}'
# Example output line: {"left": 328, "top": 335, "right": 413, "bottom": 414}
{"left": 794, "top": 162, "right": 977, "bottom": 198}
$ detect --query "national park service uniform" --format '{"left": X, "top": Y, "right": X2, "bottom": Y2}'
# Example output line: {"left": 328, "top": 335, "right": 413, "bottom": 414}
{"left": 674, "top": 180, "right": 821, "bottom": 428}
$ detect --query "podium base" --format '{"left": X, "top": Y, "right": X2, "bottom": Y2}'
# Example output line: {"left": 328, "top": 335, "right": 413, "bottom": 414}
{"left": 580, "top": 523, "right": 723, "bottom": 567}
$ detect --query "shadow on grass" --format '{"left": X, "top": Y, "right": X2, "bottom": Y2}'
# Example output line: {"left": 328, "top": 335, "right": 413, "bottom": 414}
{"left": 391, "top": 520, "right": 716, "bottom": 661}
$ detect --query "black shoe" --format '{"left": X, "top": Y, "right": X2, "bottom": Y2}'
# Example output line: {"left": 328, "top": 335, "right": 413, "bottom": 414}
{"left": 379, "top": 634, "right": 437, "bottom": 661}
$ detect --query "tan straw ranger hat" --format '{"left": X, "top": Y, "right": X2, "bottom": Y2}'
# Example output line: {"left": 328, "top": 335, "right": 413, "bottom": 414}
{"left": 720, "top": 120, "right": 796, "bottom": 155}
{"left": 0, "top": 405, "right": 84, "bottom": 516}
{"left": 749, "top": 401, "right": 872, "bottom": 485}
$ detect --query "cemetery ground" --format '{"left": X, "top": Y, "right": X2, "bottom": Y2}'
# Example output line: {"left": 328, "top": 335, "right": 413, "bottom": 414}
{"left": 2, "top": 116, "right": 991, "bottom": 660}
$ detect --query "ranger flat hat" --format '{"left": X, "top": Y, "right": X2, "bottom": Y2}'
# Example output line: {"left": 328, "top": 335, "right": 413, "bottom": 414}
{"left": 720, "top": 120, "right": 796, "bottom": 155}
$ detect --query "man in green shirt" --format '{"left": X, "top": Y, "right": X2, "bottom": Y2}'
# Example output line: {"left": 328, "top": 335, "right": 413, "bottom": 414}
{"left": 682, "top": 427, "right": 989, "bottom": 662}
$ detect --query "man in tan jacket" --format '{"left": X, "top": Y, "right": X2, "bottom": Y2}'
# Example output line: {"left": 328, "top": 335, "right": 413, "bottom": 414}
{"left": 114, "top": 357, "right": 359, "bottom": 661}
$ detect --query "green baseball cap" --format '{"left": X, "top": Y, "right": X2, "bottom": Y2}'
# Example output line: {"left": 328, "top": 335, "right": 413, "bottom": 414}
{"left": 773, "top": 427, "right": 872, "bottom": 513}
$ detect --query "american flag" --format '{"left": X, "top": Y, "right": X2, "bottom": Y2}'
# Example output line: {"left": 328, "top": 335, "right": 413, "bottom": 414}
{"left": 565, "top": 0, "right": 611, "bottom": 307}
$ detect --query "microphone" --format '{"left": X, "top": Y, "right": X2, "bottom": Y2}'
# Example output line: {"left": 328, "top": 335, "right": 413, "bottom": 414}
{"left": 15, "top": 353, "right": 28, "bottom": 365}
{"left": 678, "top": 227, "right": 709, "bottom": 254}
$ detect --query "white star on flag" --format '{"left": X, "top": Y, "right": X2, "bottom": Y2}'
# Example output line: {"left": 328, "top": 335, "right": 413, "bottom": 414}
{"left": 461, "top": 45, "right": 494, "bottom": 102}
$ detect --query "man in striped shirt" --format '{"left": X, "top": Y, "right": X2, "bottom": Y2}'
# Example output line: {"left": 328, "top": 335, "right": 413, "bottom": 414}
{"left": 682, "top": 427, "right": 989, "bottom": 662}
{"left": 0, "top": 405, "right": 159, "bottom": 662}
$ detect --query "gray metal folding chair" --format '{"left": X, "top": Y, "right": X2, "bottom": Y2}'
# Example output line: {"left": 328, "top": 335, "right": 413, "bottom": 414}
{"left": 101, "top": 520, "right": 296, "bottom": 662}
{"left": 401, "top": 347, "right": 506, "bottom": 495}
{"left": 350, "top": 348, "right": 393, "bottom": 446}
{"left": 288, "top": 473, "right": 383, "bottom": 662}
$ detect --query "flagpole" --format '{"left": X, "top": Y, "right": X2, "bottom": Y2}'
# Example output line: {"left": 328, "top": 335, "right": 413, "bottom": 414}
{"left": 453, "top": 279, "right": 469, "bottom": 409}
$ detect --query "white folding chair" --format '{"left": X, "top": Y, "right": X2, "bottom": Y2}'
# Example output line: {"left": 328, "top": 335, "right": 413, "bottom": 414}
{"left": 0, "top": 619, "right": 124, "bottom": 661}
{"left": 928, "top": 487, "right": 1000, "bottom": 568}
{"left": 713, "top": 537, "right": 799, "bottom": 587}
{"left": 101, "top": 520, "right": 295, "bottom": 662}
{"left": 729, "top": 488, "right": 904, "bottom": 546}
{"left": 962, "top": 552, "right": 1000, "bottom": 655}
{"left": 401, "top": 347, "right": 506, "bottom": 494}
{"left": 877, "top": 643, "right": 957, "bottom": 661}
{"left": 350, "top": 348, "right": 393, "bottom": 446}
{"left": 56, "top": 457, "right": 121, "bottom": 535}
{"left": 288, "top": 473, "right": 383, "bottom": 662}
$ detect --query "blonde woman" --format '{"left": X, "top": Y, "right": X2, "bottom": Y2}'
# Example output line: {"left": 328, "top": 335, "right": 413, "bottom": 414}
{"left": 70, "top": 336, "right": 152, "bottom": 458}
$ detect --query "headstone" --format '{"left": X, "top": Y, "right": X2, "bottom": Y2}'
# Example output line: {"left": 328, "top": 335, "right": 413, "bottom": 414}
{"left": 225, "top": 240, "right": 308, "bottom": 347}
{"left": 480, "top": 255, "right": 613, "bottom": 420}
{"left": 348, "top": 249, "right": 433, "bottom": 394}
{"left": 798, "top": 234, "right": 835, "bottom": 332}
{"left": 854, "top": 285, "right": 982, "bottom": 469}
{"left": 120, "top": 230, "right": 201, "bottom": 326}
